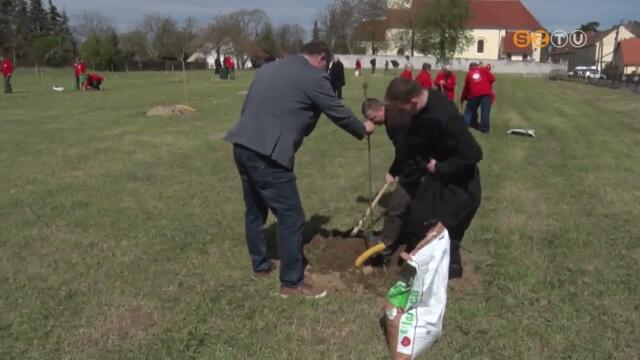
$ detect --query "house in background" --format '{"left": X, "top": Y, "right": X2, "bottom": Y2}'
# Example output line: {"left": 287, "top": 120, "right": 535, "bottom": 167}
{"left": 356, "top": 0, "right": 548, "bottom": 62}
{"left": 616, "top": 38, "right": 640, "bottom": 74}
{"left": 550, "top": 25, "right": 637, "bottom": 70}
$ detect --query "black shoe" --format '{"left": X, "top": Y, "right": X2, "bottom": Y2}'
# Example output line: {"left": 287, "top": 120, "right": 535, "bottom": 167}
{"left": 370, "top": 246, "right": 395, "bottom": 267}
{"left": 449, "top": 264, "right": 463, "bottom": 279}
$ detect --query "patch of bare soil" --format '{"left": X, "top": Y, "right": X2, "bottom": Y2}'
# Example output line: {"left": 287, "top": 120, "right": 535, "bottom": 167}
{"left": 304, "top": 235, "right": 482, "bottom": 297}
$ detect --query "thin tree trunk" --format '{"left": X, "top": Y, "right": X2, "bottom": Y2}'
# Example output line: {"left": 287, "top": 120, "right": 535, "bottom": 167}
{"left": 182, "top": 57, "right": 188, "bottom": 106}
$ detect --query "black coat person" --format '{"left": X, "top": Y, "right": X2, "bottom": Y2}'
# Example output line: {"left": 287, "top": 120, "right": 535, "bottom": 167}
{"left": 404, "top": 91, "right": 482, "bottom": 277}
{"left": 329, "top": 59, "right": 346, "bottom": 99}
{"left": 370, "top": 58, "right": 377, "bottom": 74}
{"left": 214, "top": 57, "right": 222, "bottom": 75}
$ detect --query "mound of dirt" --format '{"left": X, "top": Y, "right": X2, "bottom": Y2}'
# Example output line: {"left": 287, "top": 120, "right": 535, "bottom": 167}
{"left": 304, "top": 235, "right": 482, "bottom": 297}
{"left": 146, "top": 104, "right": 196, "bottom": 117}
{"left": 305, "top": 235, "right": 389, "bottom": 296}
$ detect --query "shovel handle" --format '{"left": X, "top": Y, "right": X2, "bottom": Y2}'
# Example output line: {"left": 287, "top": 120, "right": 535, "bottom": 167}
{"left": 350, "top": 181, "right": 392, "bottom": 236}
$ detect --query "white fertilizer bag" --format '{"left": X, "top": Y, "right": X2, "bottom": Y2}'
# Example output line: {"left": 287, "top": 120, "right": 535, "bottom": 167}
{"left": 384, "top": 225, "right": 450, "bottom": 360}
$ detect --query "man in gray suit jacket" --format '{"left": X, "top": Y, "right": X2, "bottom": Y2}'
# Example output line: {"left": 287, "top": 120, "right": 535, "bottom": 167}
{"left": 225, "top": 41, "right": 376, "bottom": 299}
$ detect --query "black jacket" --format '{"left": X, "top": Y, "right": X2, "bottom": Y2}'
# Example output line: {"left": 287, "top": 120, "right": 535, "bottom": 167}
{"left": 385, "top": 107, "right": 411, "bottom": 178}
{"left": 403, "top": 91, "right": 483, "bottom": 239}
{"left": 329, "top": 60, "right": 345, "bottom": 88}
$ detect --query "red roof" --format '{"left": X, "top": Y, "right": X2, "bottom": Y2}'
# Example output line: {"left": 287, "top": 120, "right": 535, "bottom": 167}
{"left": 355, "top": 0, "right": 544, "bottom": 41}
{"left": 502, "top": 31, "right": 533, "bottom": 54}
{"left": 620, "top": 38, "right": 640, "bottom": 66}
{"left": 467, "top": 0, "right": 543, "bottom": 30}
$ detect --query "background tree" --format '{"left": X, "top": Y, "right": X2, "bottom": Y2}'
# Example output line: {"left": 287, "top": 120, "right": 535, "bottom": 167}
{"left": 79, "top": 33, "right": 103, "bottom": 68}
{"left": 276, "top": 24, "right": 306, "bottom": 54}
{"left": 317, "top": 0, "right": 384, "bottom": 54}
{"left": 216, "top": 9, "right": 269, "bottom": 68}
{"left": 119, "top": 30, "right": 147, "bottom": 62}
{"left": 72, "top": 11, "right": 115, "bottom": 43}
{"left": 29, "top": 0, "right": 48, "bottom": 38}
{"left": 176, "top": 17, "right": 198, "bottom": 61}
{"left": 256, "top": 22, "right": 279, "bottom": 56}
{"left": 13, "top": 0, "right": 30, "bottom": 59}
{"left": 200, "top": 14, "right": 235, "bottom": 59}
{"left": 46, "top": 0, "right": 61, "bottom": 34}
{"left": 412, "top": 0, "right": 472, "bottom": 63}
{"left": 579, "top": 21, "right": 600, "bottom": 33}
{"left": 312, "top": 20, "right": 320, "bottom": 41}
{"left": 0, "top": 0, "right": 16, "bottom": 57}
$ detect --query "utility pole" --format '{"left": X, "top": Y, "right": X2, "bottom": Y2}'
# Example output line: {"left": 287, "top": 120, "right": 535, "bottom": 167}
{"left": 410, "top": 20, "right": 415, "bottom": 57}
{"left": 611, "top": 20, "right": 623, "bottom": 83}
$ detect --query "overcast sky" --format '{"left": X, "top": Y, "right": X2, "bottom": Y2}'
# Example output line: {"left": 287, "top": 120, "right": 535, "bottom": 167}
{"left": 56, "top": 0, "right": 639, "bottom": 34}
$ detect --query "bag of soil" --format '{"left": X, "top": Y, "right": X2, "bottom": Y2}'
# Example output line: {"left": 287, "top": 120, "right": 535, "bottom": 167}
{"left": 384, "top": 223, "right": 450, "bottom": 359}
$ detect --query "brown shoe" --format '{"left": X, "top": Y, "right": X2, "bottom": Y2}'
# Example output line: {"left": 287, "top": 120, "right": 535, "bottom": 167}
{"left": 279, "top": 283, "right": 327, "bottom": 299}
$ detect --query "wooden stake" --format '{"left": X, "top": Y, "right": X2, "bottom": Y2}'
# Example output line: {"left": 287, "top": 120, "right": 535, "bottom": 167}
{"left": 182, "top": 59, "right": 189, "bottom": 106}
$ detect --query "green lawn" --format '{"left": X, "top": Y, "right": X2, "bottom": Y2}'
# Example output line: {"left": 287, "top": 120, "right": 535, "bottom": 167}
{"left": 1, "top": 68, "right": 639, "bottom": 359}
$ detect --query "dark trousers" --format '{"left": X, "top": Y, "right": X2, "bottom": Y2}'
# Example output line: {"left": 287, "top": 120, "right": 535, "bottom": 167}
{"left": 464, "top": 95, "right": 492, "bottom": 133}
{"left": 3, "top": 75, "right": 11, "bottom": 93}
{"left": 232, "top": 144, "right": 305, "bottom": 288}
{"left": 75, "top": 75, "right": 80, "bottom": 90}
{"left": 89, "top": 80, "right": 101, "bottom": 90}
{"left": 380, "top": 184, "right": 412, "bottom": 249}
{"left": 333, "top": 85, "right": 343, "bottom": 99}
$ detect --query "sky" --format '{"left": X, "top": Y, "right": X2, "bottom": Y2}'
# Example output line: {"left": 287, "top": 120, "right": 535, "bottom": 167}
{"left": 56, "top": 0, "right": 639, "bottom": 34}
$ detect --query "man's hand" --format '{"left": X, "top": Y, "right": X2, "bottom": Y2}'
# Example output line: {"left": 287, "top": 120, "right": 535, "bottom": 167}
{"left": 364, "top": 120, "right": 376, "bottom": 135}
{"left": 426, "top": 159, "right": 437, "bottom": 174}
{"left": 385, "top": 173, "right": 396, "bottom": 184}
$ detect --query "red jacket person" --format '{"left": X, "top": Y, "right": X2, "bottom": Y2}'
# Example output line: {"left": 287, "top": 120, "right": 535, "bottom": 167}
{"left": 434, "top": 65, "right": 456, "bottom": 101}
{"left": 414, "top": 63, "right": 432, "bottom": 89}
{"left": 83, "top": 73, "right": 104, "bottom": 91}
{"left": 461, "top": 63, "right": 495, "bottom": 133}
{"left": 2, "top": 55, "right": 14, "bottom": 94}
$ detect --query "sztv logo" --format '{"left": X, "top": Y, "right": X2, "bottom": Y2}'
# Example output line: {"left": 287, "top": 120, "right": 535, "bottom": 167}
{"left": 513, "top": 30, "right": 588, "bottom": 49}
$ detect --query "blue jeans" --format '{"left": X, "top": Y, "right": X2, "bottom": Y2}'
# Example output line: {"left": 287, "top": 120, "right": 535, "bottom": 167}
{"left": 464, "top": 95, "right": 492, "bottom": 133}
{"left": 232, "top": 144, "right": 305, "bottom": 288}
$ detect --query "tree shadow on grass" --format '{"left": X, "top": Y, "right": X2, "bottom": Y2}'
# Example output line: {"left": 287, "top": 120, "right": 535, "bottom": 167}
{"left": 264, "top": 214, "right": 332, "bottom": 260}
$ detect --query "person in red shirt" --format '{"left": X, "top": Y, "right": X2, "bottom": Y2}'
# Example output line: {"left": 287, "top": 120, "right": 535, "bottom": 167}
{"left": 223, "top": 54, "right": 236, "bottom": 80}
{"left": 1, "top": 54, "right": 14, "bottom": 94}
{"left": 434, "top": 65, "right": 456, "bottom": 101}
{"left": 355, "top": 58, "right": 362, "bottom": 77}
{"left": 461, "top": 63, "right": 496, "bottom": 133}
{"left": 399, "top": 63, "right": 413, "bottom": 80}
{"left": 73, "top": 57, "right": 87, "bottom": 91}
{"left": 414, "top": 63, "right": 432, "bottom": 89}
{"left": 83, "top": 72, "right": 104, "bottom": 91}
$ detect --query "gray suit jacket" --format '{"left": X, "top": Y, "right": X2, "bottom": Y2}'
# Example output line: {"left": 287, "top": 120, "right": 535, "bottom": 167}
{"left": 224, "top": 55, "right": 366, "bottom": 169}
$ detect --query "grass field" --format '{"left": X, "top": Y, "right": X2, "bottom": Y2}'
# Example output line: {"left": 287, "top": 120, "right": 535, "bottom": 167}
{"left": 1, "top": 67, "right": 639, "bottom": 359}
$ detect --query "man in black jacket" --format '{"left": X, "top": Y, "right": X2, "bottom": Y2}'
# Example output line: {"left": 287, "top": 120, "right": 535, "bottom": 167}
{"left": 363, "top": 78, "right": 482, "bottom": 278}
{"left": 329, "top": 57, "right": 346, "bottom": 99}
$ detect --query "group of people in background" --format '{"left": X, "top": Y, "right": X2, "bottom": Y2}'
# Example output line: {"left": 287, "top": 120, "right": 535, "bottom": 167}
{"left": 0, "top": 55, "right": 103, "bottom": 94}
{"left": 214, "top": 54, "right": 236, "bottom": 80}
{"left": 73, "top": 58, "right": 104, "bottom": 91}
{"left": 399, "top": 61, "right": 495, "bottom": 134}
{"left": 327, "top": 57, "right": 495, "bottom": 135}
